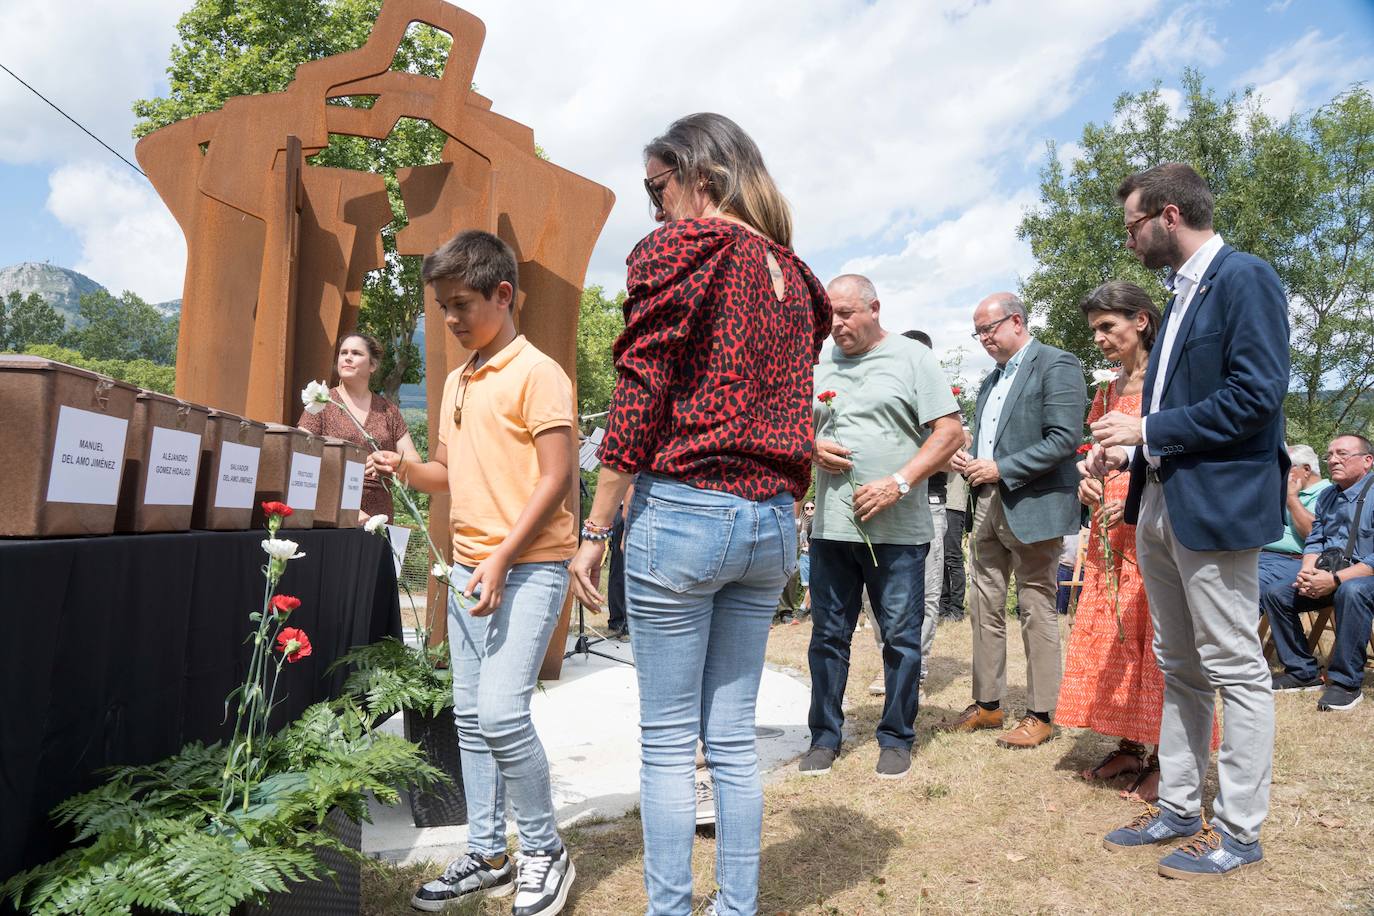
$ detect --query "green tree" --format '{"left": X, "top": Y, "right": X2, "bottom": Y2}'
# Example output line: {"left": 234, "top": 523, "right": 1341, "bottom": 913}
{"left": 66, "top": 290, "right": 178, "bottom": 364}
{"left": 576, "top": 284, "right": 626, "bottom": 421}
{"left": 1019, "top": 72, "right": 1374, "bottom": 445}
{"left": 2, "top": 291, "right": 66, "bottom": 351}
{"left": 132, "top": 0, "right": 453, "bottom": 403}
{"left": 19, "top": 345, "right": 177, "bottom": 394}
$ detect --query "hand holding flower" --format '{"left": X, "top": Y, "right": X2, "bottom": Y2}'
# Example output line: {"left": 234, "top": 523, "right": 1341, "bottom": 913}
{"left": 812, "top": 439, "right": 854, "bottom": 473}
{"left": 1096, "top": 499, "right": 1125, "bottom": 529}
{"left": 853, "top": 477, "right": 903, "bottom": 521}
{"left": 1090, "top": 410, "right": 1144, "bottom": 449}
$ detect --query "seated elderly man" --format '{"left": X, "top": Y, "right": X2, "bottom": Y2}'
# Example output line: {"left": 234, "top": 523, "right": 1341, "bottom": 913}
{"left": 1257, "top": 444, "right": 1331, "bottom": 595}
{"left": 1258, "top": 434, "right": 1374, "bottom": 709}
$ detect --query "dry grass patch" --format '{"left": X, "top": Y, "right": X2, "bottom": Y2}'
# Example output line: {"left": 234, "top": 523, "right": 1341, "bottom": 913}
{"left": 365, "top": 614, "right": 1374, "bottom": 914}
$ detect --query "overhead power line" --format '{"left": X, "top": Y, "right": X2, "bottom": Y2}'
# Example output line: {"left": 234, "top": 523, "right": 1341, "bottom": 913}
{"left": 0, "top": 61, "right": 147, "bottom": 179}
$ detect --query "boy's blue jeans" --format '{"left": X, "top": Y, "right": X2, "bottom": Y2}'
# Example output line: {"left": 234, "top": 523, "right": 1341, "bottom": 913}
{"left": 624, "top": 475, "right": 795, "bottom": 916}
{"left": 448, "top": 560, "right": 568, "bottom": 856}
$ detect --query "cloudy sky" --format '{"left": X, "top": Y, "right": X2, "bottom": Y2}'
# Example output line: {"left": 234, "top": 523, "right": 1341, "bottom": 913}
{"left": 1, "top": 0, "right": 1372, "bottom": 373}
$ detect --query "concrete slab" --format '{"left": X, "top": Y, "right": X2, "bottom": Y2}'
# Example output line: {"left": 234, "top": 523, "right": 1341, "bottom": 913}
{"left": 363, "top": 630, "right": 812, "bottom": 865}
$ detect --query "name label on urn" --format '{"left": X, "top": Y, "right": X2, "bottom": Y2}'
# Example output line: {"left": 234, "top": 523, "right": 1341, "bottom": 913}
{"left": 214, "top": 441, "right": 261, "bottom": 509}
{"left": 287, "top": 452, "right": 321, "bottom": 511}
{"left": 144, "top": 426, "right": 202, "bottom": 506}
{"left": 340, "top": 460, "right": 365, "bottom": 512}
{"left": 46, "top": 406, "right": 129, "bottom": 505}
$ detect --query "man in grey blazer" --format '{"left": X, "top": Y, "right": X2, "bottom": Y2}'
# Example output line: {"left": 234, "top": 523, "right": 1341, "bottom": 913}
{"left": 946, "top": 292, "right": 1087, "bottom": 748}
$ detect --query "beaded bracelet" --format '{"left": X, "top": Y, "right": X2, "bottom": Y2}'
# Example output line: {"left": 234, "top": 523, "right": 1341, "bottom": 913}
{"left": 580, "top": 522, "right": 613, "bottom": 542}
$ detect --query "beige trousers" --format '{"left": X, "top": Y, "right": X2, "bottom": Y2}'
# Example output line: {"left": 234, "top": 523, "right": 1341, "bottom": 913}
{"left": 968, "top": 488, "right": 1063, "bottom": 713}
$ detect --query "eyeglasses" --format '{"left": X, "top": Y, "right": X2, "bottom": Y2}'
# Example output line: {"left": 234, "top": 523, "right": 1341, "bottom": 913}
{"left": 803, "top": 505, "right": 815, "bottom": 512}
{"left": 1125, "top": 209, "right": 1163, "bottom": 239}
{"left": 970, "top": 314, "right": 1013, "bottom": 340}
{"left": 1326, "top": 449, "right": 1372, "bottom": 461}
{"left": 644, "top": 166, "right": 675, "bottom": 211}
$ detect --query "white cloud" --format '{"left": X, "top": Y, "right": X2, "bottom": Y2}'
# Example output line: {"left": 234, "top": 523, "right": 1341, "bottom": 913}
{"left": 458, "top": 0, "right": 1159, "bottom": 289}
{"left": 1237, "top": 29, "right": 1374, "bottom": 122}
{"left": 0, "top": 1, "right": 184, "bottom": 165}
{"left": 1127, "top": 3, "right": 1224, "bottom": 80}
{"left": 46, "top": 161, "right": 185, "bottom": 302}
{"left": 834, "top": 190, "right": 1041, "bottom": 373}
{"left": 3, "top": 0, "right": 1161, "bottom": 311}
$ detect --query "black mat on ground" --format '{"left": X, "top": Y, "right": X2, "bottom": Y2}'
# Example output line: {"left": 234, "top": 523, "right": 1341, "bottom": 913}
{"left": 0, "top": 527, "right": 400, "bottom": 888}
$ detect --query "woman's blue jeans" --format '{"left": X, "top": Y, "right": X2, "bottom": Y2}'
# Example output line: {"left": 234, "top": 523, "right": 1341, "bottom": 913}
{"left": 625, "top": 475, "right": 796, "bottom": 916}
{"left": 447, "top": 560, "right": 568, "bottom": 856}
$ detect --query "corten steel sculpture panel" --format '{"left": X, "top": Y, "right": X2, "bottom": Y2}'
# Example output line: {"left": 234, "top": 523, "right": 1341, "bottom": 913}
{"left": 136, "top": 0, "right": 615, "bottom": 677}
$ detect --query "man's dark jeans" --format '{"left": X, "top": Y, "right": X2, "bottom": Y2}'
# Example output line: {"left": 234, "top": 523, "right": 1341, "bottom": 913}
{"left": 1260, "top": 571, "right": 1374, "bottom": 689}
{"left": 940, "top": 509, "right": 966, "bottom": 618}
{"left": 607, "top": 513, "right": 627, "bottom": 631}
{"left": 807, "top": 538, "right": 927, "bottom": 751}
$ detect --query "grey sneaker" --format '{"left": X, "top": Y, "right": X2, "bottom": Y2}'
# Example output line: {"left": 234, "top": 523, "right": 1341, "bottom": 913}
{"left": 798, "top": 745, "right": 837, "bottom": 776}
{"left": 875, "top": 746, "right": 911, "bottom": 780}
{"left": 1271, "top": 671, "right": 1322, "bottom": 692}
{"left": 411, "top": 853, "right": 514, "bottom": 911}
{"left": 694, "top": 772, "right": 716, "bottom": 826}
{"left": 1317, "top": 683, "right": 1363, "bottom": 711}
{"left": 512, "top": 845, "right": 575, "bottom": 916}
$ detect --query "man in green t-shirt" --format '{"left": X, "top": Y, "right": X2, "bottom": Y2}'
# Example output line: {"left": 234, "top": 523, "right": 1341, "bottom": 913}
{"left": 798, "top": 274, "right": 963, "bottom": 781}
{"left": 1257, "top": 443, "right": 1330, "bottom": 597}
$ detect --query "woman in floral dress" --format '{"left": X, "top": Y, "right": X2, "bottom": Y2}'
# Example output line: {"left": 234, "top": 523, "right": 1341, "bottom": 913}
{"left": 1057, "top": 281, "right": 1216, "bottom": 803}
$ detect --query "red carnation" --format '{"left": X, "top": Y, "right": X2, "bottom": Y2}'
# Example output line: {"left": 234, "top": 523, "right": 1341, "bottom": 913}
{"left": 951, "top": 386, "right": 962, "bottom": 396}
{"left": 817, "top": 390, "right": 838, "bottom": 405}
{"left": 270, "top": 594, "right": 301, "bottom": 616}
{"left": 1076, "top": 442, "right": 1093, "bottom": 455}
{"left": 261, "top": 501, "right": 293, "bottom": 518}
{"left": 275, "top": 627, "right": 312, "bottom": 663}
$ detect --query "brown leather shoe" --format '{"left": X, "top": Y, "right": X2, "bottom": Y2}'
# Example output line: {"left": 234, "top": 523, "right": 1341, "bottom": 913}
{"left": 939, "top": 703, "right": 1004, "bottom": 732}
{"left": 996, "top": 715, "right": 1054, "bottom": 749}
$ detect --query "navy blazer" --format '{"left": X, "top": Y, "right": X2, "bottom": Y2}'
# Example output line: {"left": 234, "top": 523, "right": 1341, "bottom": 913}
{"left": 1123, "top": 244, "right": 1291, "bottom": 551}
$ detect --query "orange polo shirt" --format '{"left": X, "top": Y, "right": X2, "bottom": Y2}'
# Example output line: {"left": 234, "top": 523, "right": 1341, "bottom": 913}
{"left": 437, "top": 335, "right": 576, "bottom": 567}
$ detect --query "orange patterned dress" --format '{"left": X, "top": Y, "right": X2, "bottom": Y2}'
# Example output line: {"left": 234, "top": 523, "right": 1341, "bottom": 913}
{"left": 1056, "top": 381, "right": 1218, "bottom": 748}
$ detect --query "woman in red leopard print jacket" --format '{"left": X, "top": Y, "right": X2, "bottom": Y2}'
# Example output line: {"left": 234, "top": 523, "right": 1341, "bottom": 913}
{"left": 571, "top": 113, "right": 830, "bottom": 916}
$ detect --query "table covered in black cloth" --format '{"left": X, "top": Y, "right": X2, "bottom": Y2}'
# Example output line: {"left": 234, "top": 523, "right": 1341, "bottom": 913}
{"left": 0, "top": 528, "right": 400, "bottom": 886}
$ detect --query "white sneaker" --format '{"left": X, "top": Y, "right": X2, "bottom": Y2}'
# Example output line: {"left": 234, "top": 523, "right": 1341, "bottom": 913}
{"left": 695, "top": 772, "right": 716, "bottom": 826}
{"left": 512, "top": 845, "right": 575, "bottom": 916}
{"left": 411, "top": 853, "right": 513, "bottom": 911}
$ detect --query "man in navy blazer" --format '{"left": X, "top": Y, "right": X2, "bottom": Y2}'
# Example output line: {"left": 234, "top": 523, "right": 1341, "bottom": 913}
{"left": 1086, "top": 163, "right": 1289, "bottom": 879}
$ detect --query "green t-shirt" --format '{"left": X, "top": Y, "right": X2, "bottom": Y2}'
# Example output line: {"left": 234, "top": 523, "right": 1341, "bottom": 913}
{"left": 1265, "top": 479, "right": 1331, "bottom": 554}
{"left": 813, "top": 334, "right": 960, "bottom": 545}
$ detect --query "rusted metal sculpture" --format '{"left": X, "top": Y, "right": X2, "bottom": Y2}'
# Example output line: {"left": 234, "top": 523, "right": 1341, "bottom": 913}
{"left": 136, "top": 0, "right": 615, "bottom": 677}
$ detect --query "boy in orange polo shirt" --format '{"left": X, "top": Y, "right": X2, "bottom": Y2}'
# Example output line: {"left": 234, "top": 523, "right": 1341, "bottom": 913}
{"left": 372, "top": 230, "right": 577, "bottom": 916}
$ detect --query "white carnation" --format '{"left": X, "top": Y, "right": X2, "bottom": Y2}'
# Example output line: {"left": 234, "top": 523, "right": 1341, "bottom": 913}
{"left": 363, "top": 514, "right": 389, "bottom": 534}
{"left": 1091, "top": 368, "right": 1118, "bottom": 386}
{"left": 300, "top": 380, "right": 332, "bottom": 415}
{"left": 262, "top": 538, "right": 306, "bottom": 561}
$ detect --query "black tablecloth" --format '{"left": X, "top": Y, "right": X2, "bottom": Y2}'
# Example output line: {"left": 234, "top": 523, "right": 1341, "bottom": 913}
{"left": 0, "top": 528, "right": 400, "bottom": 885}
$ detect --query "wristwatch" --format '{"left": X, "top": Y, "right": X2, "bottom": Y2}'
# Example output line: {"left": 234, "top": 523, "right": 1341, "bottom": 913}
{"left": 891, "top": 473, "right": 910, "bottom": 497}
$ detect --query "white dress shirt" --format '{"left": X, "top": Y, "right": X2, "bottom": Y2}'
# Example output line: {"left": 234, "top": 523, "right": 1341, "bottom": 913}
{"left": 976, "top": 340, "right": 1032, "bottom": 461}
{"left": 1139, "top": 233, "right": 1226, "bottom": 467}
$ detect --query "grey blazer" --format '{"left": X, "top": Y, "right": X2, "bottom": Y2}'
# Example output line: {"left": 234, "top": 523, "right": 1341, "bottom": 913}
{"left": 971, "top": 338, "right": 1087, "bottom": 545}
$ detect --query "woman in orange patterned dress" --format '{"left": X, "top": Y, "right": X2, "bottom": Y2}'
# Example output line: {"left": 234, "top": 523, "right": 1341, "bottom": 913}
{"left": 1056, "top": 281, "right": 1214, "bottom": 803}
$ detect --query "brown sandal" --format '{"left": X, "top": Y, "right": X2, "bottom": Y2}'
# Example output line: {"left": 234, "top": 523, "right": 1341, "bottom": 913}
{"left": 1122, "top": 754, "right": 1160, "bottom": 801}
{"left": 1081, "top": 742, "right": 1146, "bottom": 782}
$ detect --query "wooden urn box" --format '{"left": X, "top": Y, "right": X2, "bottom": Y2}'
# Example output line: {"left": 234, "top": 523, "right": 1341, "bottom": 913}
{"left": 115, "top": 390, "right": 210, "bottom": 533}
{"left": 0, "top": 356, "right": 138, "bottom": 537}
{"left": 314, "top": 437, "right": 367, "bottom": 529}
{"left": 192, "top": 410, "right": 268, "bottom": 531}
{"left": 253, "top": 424, "right": 324, "bottom": 529}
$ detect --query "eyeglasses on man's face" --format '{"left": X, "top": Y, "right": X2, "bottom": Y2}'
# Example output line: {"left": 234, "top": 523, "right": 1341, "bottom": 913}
{"left": 1326, "top": 449, "right": 1372, "bottom": 462}
{"left": 970, "top": 314, "right": 1013, "bottom": 340}
{"left": 644, "top": 166, "right": 674, "bottom": 211}
{"left": 1125, "top": 209, "right": 1163, "bottom": 240}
